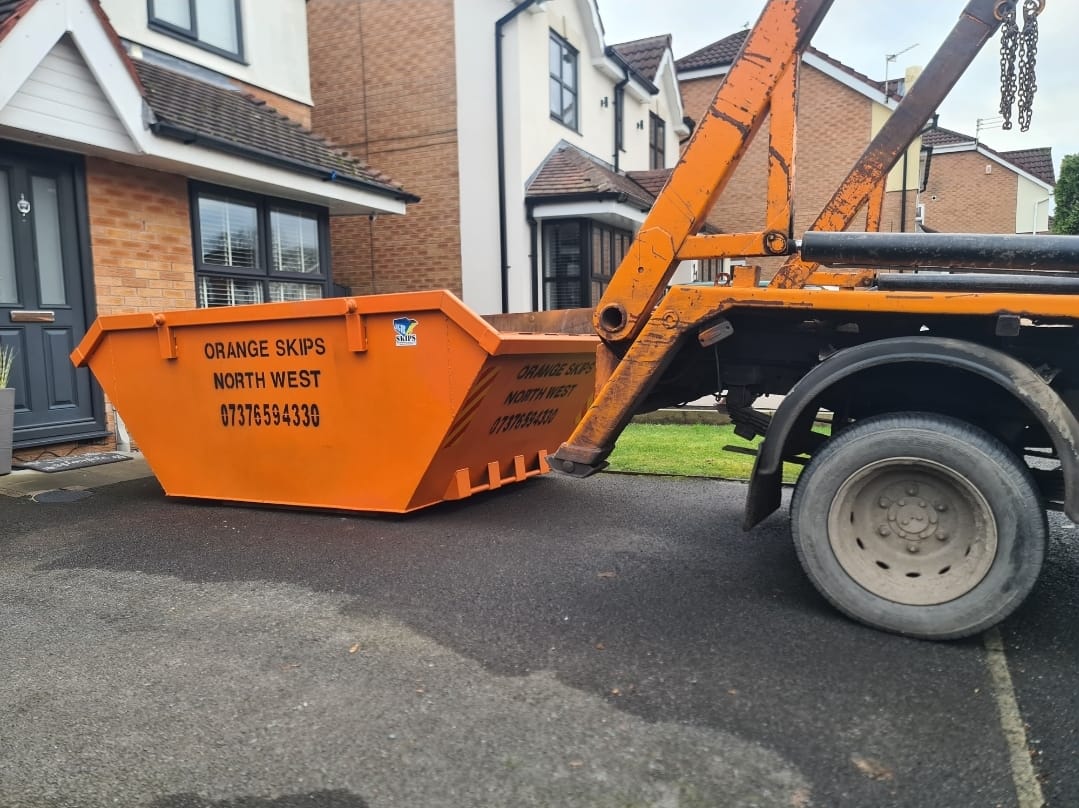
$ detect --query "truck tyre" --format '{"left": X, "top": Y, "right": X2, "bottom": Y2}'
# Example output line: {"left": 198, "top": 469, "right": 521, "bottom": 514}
{"left": 790, "top": 412, "right": 1046, "bottom": 640}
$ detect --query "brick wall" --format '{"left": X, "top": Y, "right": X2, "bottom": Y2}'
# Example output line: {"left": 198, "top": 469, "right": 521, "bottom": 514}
{"left": 231, "top": 79, "right": 313, "bottom": 129}
{"left": 920, "top": 150, "right": 1018, "bottom": 234}
{"left": 307, "top": 0, "right": 462, "bottom": 297}
{"left": 86, "top": 157, "right": 196, "bottom": 315}
{"left": 680, "top": 65, "right": 910, "bottom": 278}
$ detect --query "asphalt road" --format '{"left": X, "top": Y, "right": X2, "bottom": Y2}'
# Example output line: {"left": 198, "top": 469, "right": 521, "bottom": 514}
{"left": 1, "top": 468, "right": 1076, "bottom": 808}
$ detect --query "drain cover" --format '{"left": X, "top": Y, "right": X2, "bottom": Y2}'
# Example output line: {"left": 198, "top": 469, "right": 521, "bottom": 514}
{"left": 32, "top": 489, "right": 93, "bottom": 504}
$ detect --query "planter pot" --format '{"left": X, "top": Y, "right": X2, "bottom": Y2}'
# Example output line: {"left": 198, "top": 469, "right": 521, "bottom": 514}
{"left": 0, "top": 387, "right": 12, "bottom": 475}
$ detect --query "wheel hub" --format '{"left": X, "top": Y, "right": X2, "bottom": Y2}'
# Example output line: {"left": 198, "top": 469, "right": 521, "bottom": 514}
{"left": 827, "top": 458, "right": 998, "bottom": 606}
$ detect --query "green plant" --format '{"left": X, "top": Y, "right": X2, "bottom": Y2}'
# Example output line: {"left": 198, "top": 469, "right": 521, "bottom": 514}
{"left": 0, "top": 345, "right": 14, "bottom": 388}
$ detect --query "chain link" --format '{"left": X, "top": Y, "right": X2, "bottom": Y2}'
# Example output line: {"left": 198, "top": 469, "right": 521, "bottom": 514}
{"left": 1017, "top": 0, "right": 1040, "bottom": 131}
{"left": 998, "top": 0, "right": 1043, "bottom": 132}
{"left": 998, "top": 2, "right": 1019, "bottom": 130}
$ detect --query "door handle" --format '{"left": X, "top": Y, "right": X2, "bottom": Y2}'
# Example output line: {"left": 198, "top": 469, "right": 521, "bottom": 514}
{"left": 10, "top": 310, "right": 55, "bottom": 323}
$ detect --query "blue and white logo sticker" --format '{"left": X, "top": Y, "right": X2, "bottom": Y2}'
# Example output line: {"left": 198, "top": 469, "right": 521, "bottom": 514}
{"left": 393, "top": 317, "right": 418, "bottom": 347}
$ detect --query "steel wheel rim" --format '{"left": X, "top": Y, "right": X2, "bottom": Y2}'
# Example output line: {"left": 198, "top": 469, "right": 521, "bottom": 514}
{"left": 826, "top": 457, "right": 998, "bottom": 606}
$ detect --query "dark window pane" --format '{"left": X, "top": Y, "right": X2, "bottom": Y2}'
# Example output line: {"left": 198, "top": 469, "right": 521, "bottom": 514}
{"left": 0, "top": 171, "right": 16, "bottom": 304}
{"left": 195, "top": 0, "right": 239, "bottom": 53}
{"left": 544, "top": 221, "right": 584, "bottom": 309}
{"left": 198, "top": 275, "right": 263, "bottom": 307}
{"left": 269, "top": 281, "right": 323, "bottom": 302}
{"left": 270, "top": 209, "right": 321, "bottom": 275}
{"left": 153, "top": 0, "right": 191, "bottom": 28}
{"left": 550, "top": 79, "right": 561, "bottom": 118}
{"left": 199, "top": 196, "right": 257, "bottom": 269}
{"left": 31, "top": 175, "right": 66, "bottom": 306}
{"left": 562, "top": 95, "right": 576, "bottom": 128}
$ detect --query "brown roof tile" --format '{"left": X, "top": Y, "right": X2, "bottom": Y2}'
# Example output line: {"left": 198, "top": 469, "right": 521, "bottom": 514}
{"left": 922, "top": 126, "right": 976, "bottom": 147}
{"left": 1000, "top": 147, "right": 1055, "bottom": 186}
{"left": 0, "top": 0, "right": 35, "bottom": 43}
{"left": 625, "top": 168, "right": 670, "bottom": 198}
{"left": 923, "top": 127, "right": 1055, "bottom": 186}
{"left": 675, "top": 29, "right": 902, "bottom": 101}
{"left": 527, "top": 141, "right": 655, "bottom": 210}
{"left": 610, "top": 35, "right": 670, "bottom": 84}
{"left": 134, "top": 59, "right": 416, "bottom": 201}
{"left": 675, "top": 30, "right": 748, "bottom": 72}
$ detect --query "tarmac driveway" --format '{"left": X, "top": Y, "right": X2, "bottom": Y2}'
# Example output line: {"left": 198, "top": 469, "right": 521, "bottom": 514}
{"left": 0, "top": 464, "right": 1076, "bottom": 807}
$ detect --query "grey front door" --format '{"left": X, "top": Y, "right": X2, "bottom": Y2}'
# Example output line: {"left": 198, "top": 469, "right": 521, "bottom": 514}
{"left": 0, "top": 144, "right": 104, "bottom": 447}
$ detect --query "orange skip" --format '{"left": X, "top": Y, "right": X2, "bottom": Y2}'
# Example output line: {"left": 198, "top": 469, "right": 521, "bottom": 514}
{"left": 72, "top": 291, "right": 598, "bottom": 513}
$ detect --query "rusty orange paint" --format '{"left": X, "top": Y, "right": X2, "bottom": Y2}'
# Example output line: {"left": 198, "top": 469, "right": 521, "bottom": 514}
{"left": 72, "top": 292, "right": 597, "bottom": 513}
{"left": 594, "top": 0, "right": 834, "bottom": 344}
{"left": 806, "top": 270, "right": 877, "bottom": 288}
{"left": 866, "top": 178, "right": 886, "bottom": 233}
{"left": 766, "top": 61, "right": 798, "bottom": 237}
{"left": 557, "top": 280, "right": 1079, "bottom": 466}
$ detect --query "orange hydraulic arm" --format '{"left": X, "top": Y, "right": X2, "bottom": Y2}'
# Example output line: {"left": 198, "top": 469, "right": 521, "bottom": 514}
{"left": 551, "top": 0, "right": 1019, "bottom": 477}
{"left": 592, "top": 0, "right": 833, "bottom": 346}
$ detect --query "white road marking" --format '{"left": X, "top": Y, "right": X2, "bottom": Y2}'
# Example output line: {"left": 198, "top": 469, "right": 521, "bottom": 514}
{"left": 984, "top": 627, "right": 1045, "bottom": 808}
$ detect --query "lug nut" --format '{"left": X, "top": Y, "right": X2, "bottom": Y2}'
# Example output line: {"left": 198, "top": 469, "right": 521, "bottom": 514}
{"left": 879, "top": 497, "right": 891, "bottom": 508}
{"left": 879, "top": 526, "right": 891, "bottom": 536}
{"left": 937, "top": 532, "right": 949, "bottom": 542}
{"left": 907, "top": 544, "right": 920, "bottom": 554}
{"left": 936, "top": 503, "right": 948, "bottom": 512}
{"left": 907, "top": 486, "right": 919, "bottom": 496}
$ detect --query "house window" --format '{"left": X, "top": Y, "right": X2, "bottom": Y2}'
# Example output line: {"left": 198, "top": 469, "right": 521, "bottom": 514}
{"left": 149, "top": 0, "right": 243, "bottom": 60}
{"left": 192, "top": 185, "right": 330, "bottom": 308}
{"left": 649, "top": 113, "right": 666, "bottom": 170}
{"left": 549, "top": 31, "right": 578, "bottom": 130}
{"left": 544, "top": 219, "right": 633, "bottom": 309}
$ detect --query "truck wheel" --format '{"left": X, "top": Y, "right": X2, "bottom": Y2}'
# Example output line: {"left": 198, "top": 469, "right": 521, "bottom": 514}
{"left": 790, "top": 412, "right": 1046, "bottom": 640}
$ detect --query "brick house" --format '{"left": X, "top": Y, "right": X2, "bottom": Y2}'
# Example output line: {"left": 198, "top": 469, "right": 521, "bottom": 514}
{"left": 307, "top": 0, "right": 688, "bottom": 314}
{"left": 0, "top": 0, "right": 412, "bottom": 455}
{"left": 920, "top": 126, "right": 1055, "bottom": 234}
{"left": 676, "top": 30, "right": 922, "bottom": 278}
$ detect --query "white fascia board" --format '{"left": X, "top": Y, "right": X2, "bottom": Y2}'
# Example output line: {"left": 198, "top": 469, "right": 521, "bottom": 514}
{"left": 65, "top": 2, "right": 152, "bottom": 152}
{"left": 530, "top": 199, "right": 649, "bottom": 228}
{"left": 676, "top": 65, "right": 729, "bottom": 82}
{"left": 147, "top": 139, "right": 408, "bottom": 215}
{"left": 803, "top": 52, "right": 897, "bottom": 110}
{"left": 655, "top": 51, "right": 688, "bottom": 135}
{"left": 593, "top": 54, "right": 654, "bottom": 102}
{"left": 0, "top": 0, "right": 65, "bottom": 110}
{"left": 929, "top": 142, "right": 1053, "bottom": 190}
{"left": 978, "top": 145, "right": 1052, "bottom": 191}
{"left": 928, "top": 142, "right": 978, "bottom": 154}
{"left": 576, "top": 0, "right": 605, "bottom": 55}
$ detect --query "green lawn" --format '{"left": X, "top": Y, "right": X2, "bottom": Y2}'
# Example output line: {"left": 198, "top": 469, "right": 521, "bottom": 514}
{"left": 605, "top": 422, "right": 804, "bottom": 483}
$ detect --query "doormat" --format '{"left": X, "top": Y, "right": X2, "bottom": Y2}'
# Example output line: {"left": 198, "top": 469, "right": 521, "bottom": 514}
{"left": 14, "top": 452, "right": 132, "bottom": 473}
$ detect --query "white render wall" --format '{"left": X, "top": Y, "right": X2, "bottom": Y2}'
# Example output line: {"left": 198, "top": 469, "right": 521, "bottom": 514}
{"left": 98, "top": 0, "right": 312, "bottom": 104}
{"left": 456, "top": 0, "right": 686, "bottom": 314}
{"left": 1015, "top": 174, "right": 1053, "bottom": 234}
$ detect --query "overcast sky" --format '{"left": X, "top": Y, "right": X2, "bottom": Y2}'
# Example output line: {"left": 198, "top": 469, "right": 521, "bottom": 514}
{"left": 596, "top": 0, "right": 1077, "bottom": 176}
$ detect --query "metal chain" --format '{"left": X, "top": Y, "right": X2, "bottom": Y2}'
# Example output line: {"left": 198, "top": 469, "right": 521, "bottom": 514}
{"left": 998, "top": 1, "right": 1019, "bottom": 130}
{"left": 1017, "top": 0, "right": 1041, "bottom": 131}
{"left": 998, "top": 0, "right": 1044, "bottom": 132}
